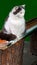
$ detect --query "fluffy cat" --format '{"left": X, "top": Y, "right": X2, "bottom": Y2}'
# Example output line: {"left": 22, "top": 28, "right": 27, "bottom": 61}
{"left": 0, "top": 5, "right": 25, "bottom": 41}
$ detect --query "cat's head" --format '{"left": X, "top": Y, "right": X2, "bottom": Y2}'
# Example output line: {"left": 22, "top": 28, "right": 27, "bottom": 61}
{"left": 9, "top": 5, "right": 25, "bottom": 18}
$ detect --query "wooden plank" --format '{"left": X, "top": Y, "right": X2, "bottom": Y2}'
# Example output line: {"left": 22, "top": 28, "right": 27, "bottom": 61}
{"left": 30, "top": 29, "right": 37, "bottom": 56}
{"left": 26, "top": 18, "right": 37, "bottom": 30}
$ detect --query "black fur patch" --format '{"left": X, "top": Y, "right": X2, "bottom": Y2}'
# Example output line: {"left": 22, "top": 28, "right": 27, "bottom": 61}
{"left": 0, "top": 32, "right": 16, "bottom": 41}
{"left": 13, "top": 7, "right": 22, "bottom": 15}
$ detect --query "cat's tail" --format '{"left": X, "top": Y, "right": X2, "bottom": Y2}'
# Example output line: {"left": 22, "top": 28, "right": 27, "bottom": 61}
{"left": 0, "top": 31, "right": 16, "bottom": 41}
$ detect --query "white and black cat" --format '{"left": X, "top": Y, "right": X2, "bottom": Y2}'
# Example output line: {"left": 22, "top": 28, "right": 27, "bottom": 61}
{"left": 0, "top": 5, "right": 25, "bottom": 41}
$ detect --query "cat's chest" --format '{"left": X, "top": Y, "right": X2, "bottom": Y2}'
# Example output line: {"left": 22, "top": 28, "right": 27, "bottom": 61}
{"left": 10, "top": 19, "right": 25, "bottom": 34}
{"left": 4, "top": 17, "right": 25, "bottom": 29}
{"left": 10, "top": 18, "right": 25, "bottom": 26}
{"left": 4, "top": 17, "right": 25, "bottom": 36}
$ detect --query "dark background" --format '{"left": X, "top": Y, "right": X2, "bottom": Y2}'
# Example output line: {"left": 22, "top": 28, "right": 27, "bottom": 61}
{"left": 0, "top": 0, "right": 37, "bottom": 40}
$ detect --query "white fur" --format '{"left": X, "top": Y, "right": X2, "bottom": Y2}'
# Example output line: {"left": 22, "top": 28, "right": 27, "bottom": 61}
{"left": 4, "top": 5, "right": 25, "bottom": 39}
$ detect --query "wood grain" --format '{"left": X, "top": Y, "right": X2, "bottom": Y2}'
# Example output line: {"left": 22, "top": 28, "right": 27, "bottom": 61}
{"left": 26, "top": 18, "right": 37, "bottom": 30}
{"left": 30, "top": 29, "right": 37, "bottom": 56}
{"left": 0, "top": 38, "right": 24, "bottom": 65}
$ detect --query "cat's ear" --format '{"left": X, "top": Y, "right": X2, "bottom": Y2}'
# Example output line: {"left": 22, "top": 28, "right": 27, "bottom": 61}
{"left": 21, "top": 4, "right": 25, "bottom": 8}
{"left": 22, "top": 4, "right": 25, "bottom": 7}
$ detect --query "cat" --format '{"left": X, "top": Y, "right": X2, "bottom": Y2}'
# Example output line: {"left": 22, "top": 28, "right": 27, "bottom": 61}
{"left": 0, "top": 5, "right": 25, "bottom": 41}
